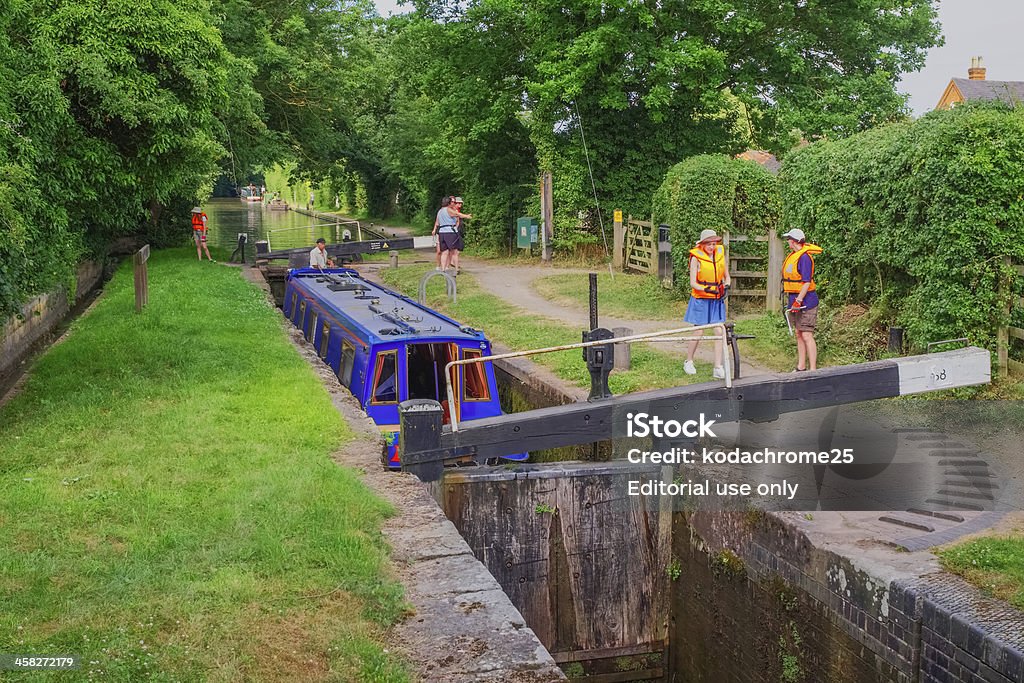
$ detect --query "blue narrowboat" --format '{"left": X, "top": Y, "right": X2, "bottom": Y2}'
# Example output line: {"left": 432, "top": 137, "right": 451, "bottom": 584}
{"left": 282, "top": 267, "right": 527, "bottom": 468}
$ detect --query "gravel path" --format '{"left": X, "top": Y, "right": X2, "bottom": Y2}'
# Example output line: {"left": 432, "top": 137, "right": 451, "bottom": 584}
{"left": 460, "top": 257, "right": 770, "bottom": 378}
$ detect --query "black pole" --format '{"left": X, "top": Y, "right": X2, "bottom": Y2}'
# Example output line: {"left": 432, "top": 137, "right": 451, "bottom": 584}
{"left": 589, "top": 272, "right": 598, "bottom": 331}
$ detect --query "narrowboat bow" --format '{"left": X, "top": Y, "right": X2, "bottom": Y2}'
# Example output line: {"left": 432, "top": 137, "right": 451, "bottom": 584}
{"left": 282, "top": 267, "right": 528, "bottom": 468}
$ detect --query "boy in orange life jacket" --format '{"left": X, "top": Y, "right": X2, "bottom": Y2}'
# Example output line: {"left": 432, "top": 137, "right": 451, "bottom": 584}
{"left": 781, "top": 228, "right": 823, "bottom": 371}
{"left": 191, "top": 207, "right": 213, "bottom": 261}
{"left": 683, "top": 229, "right": 731, "bottom": 379}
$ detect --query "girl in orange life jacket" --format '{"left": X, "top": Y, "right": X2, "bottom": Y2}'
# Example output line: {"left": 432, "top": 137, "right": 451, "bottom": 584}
{"left": 683, "top": 229, "right": 731, "bottom": 379}
{"left": 191, "top": 207, "right": 213, "bottom": 261}
{"left": 781, "top": 228, "right": 822, "bottom": 371}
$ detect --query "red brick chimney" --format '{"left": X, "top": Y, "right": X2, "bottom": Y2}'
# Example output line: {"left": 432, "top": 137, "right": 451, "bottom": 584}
{"left": 968, "top": 56, "right": 986, "bottom": 81}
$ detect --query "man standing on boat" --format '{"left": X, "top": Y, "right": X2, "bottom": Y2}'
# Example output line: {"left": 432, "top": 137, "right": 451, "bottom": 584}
{"left": 191, "top": 207, "right": 213, "bottom": 262}
{"left": 310, "top": 238, "right": 335, "bottom": 270}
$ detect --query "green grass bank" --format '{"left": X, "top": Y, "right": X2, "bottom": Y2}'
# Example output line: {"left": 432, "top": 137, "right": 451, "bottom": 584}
{"left": 0, "top": 249, "right": 407, "bottom": 682}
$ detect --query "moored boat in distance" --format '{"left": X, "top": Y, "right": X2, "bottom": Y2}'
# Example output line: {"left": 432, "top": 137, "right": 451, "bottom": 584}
{"left": 282, "top": 267, "right": 528, "bottom": 468}
{"left": 239, "top": 184, "right": 262, "bottom": 202}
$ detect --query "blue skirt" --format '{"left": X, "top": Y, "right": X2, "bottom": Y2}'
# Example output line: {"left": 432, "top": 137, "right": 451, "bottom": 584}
{"left": 684, "top": 296, "right": 725, "bottom": 325}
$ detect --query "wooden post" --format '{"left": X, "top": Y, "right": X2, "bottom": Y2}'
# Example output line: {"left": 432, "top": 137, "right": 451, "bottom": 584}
{"left": 389, "top": 250, "right": 399, "bottom": 269}
{"left": 613, "top": 209, "right": 624, "bottom": 270}
{"left": 997, "top": 256, "right": 1010, "bottom": 378}
{"left": 133, "top": 244, "right": 150, "bottom": 313}
{"left": 612, "top": 326, "right": 632, "bottom": 370}
{"left": 766, "top": 231, "right": 784, "bottom": 313}
{"left": 540, "top": 171, "right": 553, "bottom": 263}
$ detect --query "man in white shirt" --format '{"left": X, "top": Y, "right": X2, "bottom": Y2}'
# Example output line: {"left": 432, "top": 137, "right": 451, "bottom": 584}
{"left": 309, "top": 238, "right": 335, "bottom": 269}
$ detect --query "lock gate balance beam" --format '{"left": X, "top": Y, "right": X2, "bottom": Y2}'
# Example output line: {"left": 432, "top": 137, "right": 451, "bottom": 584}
{"left": 399, "top": 346, "right": 991, "bottom": 481}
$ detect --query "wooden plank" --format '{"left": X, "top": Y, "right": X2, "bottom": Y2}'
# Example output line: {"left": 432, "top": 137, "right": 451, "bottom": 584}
{"left": 1009, "top": 327, "right": 1024, "bottom": 342}
{"left": 627, "top": 219, "right": 653, "bottom": 228}
{"left": 731, "top": 270, "right": 767, "bottom": 278}
{"left": 551, "top": 641, "right": 667, "bottom": 663}
{"left": 573, "top": 670, "right": 663, "bottom": 683}
{"left": 730, "top": 288, "right": 767, "bottom": 296}
{"left": 729, "top": 255, "right": 763, "bottom": 261}
{"left": 1009, "top": 358, "right": 1024, "bottom": 376}
{"left": 1013, "top": 264, "right": 1024, "bottom": 276}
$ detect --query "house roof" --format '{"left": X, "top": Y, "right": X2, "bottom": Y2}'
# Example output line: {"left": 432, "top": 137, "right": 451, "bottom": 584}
{"left": 736, "top": 150, "right": 781, "bottom": 175}
{"left": 950, "top": 78, "right": 1024, "bottom": 106}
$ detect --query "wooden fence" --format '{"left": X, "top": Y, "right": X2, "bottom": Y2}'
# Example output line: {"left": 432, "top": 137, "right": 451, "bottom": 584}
{"left": 722, "top": 230, "right": 784, "bottom": 313}
{"left": 622, "top": 216, "right": 656, "bottom": 274}
{"left": 997, "top": 256, "right": 1024, "bottom": 377}
{"left": 612, "top": 211, "right": 783, "bottom": 313}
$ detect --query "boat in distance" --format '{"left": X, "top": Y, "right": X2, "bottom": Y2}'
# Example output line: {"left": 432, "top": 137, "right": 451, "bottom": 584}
{"left": 282, "top": 267, "right": 528, "bottom": 468}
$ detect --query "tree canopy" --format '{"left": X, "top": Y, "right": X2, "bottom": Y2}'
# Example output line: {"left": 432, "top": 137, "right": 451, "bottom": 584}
{"left": 0, "top": 0, "right": 942, "bottom": 316}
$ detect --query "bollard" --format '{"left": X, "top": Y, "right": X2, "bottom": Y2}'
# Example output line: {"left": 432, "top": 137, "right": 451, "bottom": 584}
{"left": 398, "top": 399, "right": 444, "bottom": 482}
{"left": 390, "top": 250, "right": 399, "bottom": 269}
{"left": 612, "top": 326, "right": 632, "bottom": 371}
{"left": 888, "top": 327, "right": 905, "bottom": 354}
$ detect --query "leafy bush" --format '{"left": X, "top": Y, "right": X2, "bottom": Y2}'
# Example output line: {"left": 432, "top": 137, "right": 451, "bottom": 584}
{"left": 780, "top": 103, "right": 1024, "bottom": 351}
{"left": 652, "top": 155, "right": 780, "bottom": 298}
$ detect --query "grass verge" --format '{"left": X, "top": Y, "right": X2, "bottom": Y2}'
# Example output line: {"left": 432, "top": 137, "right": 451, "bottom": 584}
{"left": 378, "top": 265, "right": 713, "bottom": 391}
{"left": 939, "top": 535, "right": 1024, "bottom": 609}
{"left": 0, "top": 249, "right": 408, "bottom": 682}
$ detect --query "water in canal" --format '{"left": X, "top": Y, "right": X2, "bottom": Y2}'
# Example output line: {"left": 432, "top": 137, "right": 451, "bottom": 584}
{"left": 201, "top": 198, "right": 360, "bottom": 261}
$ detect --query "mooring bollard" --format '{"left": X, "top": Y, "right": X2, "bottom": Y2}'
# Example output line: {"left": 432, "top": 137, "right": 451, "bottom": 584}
{"left": 612, "top": 326, "right": 632, "bottom": 371}
{"left": 389, "top": 250, "right": 398, "bottom": 269}
{"left": 398, "top": 399, "right": 444, "bottom": 482}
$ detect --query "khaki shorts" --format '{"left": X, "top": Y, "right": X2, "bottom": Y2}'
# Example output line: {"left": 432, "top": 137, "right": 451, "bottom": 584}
{"left": 792, "top": 306, "right": 818, "bottom": 332}
{"left": 193, "top": 229, "right": 207, "bottom": 244}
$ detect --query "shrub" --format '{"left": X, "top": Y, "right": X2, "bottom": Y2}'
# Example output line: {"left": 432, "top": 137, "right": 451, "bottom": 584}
{"left": 780, "top": 103, "right": 1024, "bottom": 351}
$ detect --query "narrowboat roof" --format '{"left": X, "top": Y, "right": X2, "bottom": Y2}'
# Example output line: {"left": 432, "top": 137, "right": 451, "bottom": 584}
{"left": 287, "top": 268, "right": 488, "bottom": 345}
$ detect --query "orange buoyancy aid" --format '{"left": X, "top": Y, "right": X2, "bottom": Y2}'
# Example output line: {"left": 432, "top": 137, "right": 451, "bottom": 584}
{"left": 782, "top": 243, "right": 823, "bottom": 294}
{"left": 689, "top": 245, "right": 726, "bottom": 299}
{"left": 191, "top": 212, "right": 207, "bottom": 231}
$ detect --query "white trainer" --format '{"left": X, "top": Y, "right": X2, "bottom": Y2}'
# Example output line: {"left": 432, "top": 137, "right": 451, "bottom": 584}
{"left": 683, "top": 360, "right": 697, "bottom": 375}
{"left": 713, "top": 366, "right": 726, "bottom": 380}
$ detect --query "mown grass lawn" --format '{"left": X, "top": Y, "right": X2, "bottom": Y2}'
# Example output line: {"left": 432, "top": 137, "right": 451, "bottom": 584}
{"left": 939, "top": 535, "right": 1024, "bottom": 609}
{"left": 0, "top": 249, "right": 407, "bottom": 682}
{"left": 379, "top": 265, "right": 707, "bottom": 392}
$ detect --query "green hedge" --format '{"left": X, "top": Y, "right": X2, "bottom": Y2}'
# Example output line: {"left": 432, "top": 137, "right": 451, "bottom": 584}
{"left": 652, "top": 155, "right": 779, "bottom": 298}
{"left": 780, "top": 103, "right": 1024, "bottom": 350}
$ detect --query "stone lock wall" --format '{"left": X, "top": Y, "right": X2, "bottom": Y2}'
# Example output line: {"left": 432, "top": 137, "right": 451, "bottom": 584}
{"left": 1, "top": 261, "right": 103, "bottom": 384}
{"left": 670, "top": 509, "right": 1024, "bottom": 683}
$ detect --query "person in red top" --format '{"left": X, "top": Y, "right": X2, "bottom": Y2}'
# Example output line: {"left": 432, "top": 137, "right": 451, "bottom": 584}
{"left": 191, "top": 207, "right": 213, "bottom": 262}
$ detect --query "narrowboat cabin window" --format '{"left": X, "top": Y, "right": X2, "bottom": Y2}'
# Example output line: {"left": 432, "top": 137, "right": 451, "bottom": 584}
{"left": 462, "top": 348, "right": 490, "bottom": 401}
{"left": 370, "top": 351, "right": 398, "bottom": 404}
{"left": 319, "top": 322, "right": 330, "bottom": 358}
{"left": 290, "top": 292, "right": 297, "bottom": 316}
{"left": 407, "top": 343, "right": 456, "bottom": 402}
{"left": 339, "top": 340, "right": 356, "bottom": 388}
{"left": 305, "top": 312, "right": 316, "bottom": 342}
{"left": 297, "top": 300, "right": 306, "bottom": 330}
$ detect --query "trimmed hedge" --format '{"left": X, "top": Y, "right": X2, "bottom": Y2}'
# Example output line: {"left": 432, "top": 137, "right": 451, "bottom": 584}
{"left": 652, "top": 155, "right": 779, "bottom": 299}
{"left": 780, "top": 103, "right": 1024, "bottom": 351}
